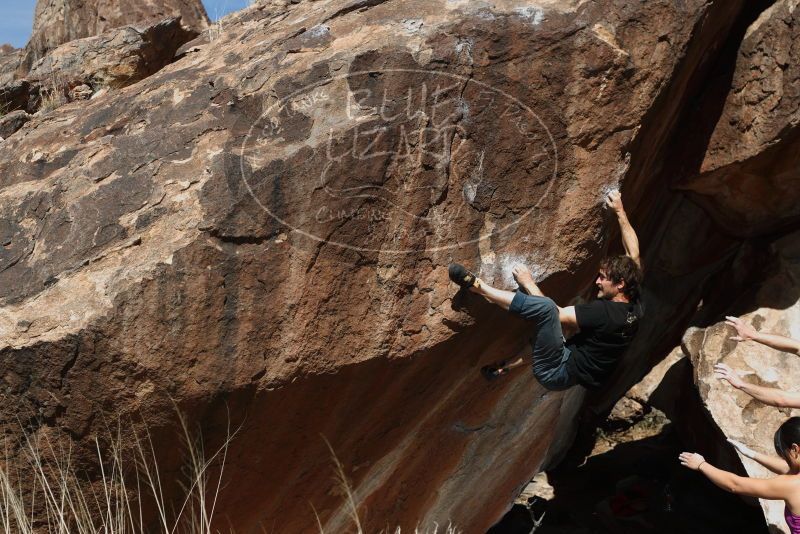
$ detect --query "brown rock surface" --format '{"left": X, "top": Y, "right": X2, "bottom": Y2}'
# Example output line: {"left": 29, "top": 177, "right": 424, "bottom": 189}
{"left": 683, "top": 232, "right": 800, "bottom": 534}
{"left": 1, "top": 18, "right": 199, "bottom": 114}
{"left": 678, "top": 0, "right": 800, "bottom": 236}
{"left": 0, "top": 45, "right": 22, "bottom": 86}
{"left": 28, "top": 17, "right": 199, "bottom": 89}
{"left": 0, "top": 0, "right": 783, "bottom": 532}
{"left": 0, "top": 80, "right": 31, "bottom": 113}
{"left": 23, "top": 0, "right": 209, "bottom": 69}
{"left": 0, "top": 110, "right": 32, "bottom": 139}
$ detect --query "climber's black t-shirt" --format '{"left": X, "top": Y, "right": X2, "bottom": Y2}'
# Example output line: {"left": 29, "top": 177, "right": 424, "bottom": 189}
{"left": 565, "top": 299, "right": 641, "bottom": 389}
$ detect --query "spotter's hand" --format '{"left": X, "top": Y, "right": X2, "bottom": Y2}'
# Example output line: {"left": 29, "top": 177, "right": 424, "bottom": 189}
{"left": 725, "top": 316, "right": 758, "bottom": 342}
{"left": 714, "top": 363, "right": 745, "bottom": 390}
{"left": 679, "top": 452, "right": 706, "bottom": 470}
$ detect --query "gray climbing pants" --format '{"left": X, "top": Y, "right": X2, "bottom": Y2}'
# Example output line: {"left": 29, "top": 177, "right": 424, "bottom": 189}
{"left": 509, "top": 291, "right": 576, "bottom": 391}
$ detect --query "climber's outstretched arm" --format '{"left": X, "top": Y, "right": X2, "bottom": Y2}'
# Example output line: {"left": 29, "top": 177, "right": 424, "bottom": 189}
{"left": 606, "top": 191, "right": 641, "bottom": 271}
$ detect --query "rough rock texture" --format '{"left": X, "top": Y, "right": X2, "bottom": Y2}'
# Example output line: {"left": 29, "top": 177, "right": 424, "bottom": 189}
{"left": 0, "top": 0, "right": 790, "bottom": 532}
{"left": 683, "top": 232, "right": 800, "bottom": 534}
{"left": 678, "top": 0, "right": 800, "bottom": 236}
{"left": 23, "top": 0, "right": 209, "bottom": 69}
{"left": 0, "top": 45, "right": 22, "bottom": 86}
{"left": 27, "top": 17, "right": 199, "bottom": 111}
{"left": 29, "top": 17, "right": 199, "bottom": 89}
{"left": 0, "top": 80, "right": 31, "bottom": 114}
{"left": 1, "top": 18, "right": 199, "bottom": 114}
{"left": 0, "top": 110, "right": 32, "bottom": 139}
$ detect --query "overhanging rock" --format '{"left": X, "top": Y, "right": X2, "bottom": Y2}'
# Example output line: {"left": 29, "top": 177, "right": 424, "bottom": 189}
{"left": 0, "top": 0, "right": 751, "bottom": 530}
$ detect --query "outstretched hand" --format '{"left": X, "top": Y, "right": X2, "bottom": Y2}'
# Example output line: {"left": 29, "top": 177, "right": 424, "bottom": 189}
{"left": 605, "top": 190, "right": 624, "bottom": 214}
{"left": 727, "top": 438, "right": 757, "bottom": 459}
{"left": 714, "top": 362, "right": 745, "bottom": 389}
{"left": 512, "top": 264, "right": 535, "bottom": 288}
{"left": 726, "top": 316, "right": 758, "bottom": 342}
{"left": 679, "top": 452, "right": 706, "bottom": 470}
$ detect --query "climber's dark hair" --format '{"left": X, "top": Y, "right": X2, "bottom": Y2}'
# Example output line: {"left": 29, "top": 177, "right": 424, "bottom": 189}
{"left": 774, "top": 417, "right": 800, "bottom": 461}
{"left": 599, "top": 255, "right": 642, "bottom": 302}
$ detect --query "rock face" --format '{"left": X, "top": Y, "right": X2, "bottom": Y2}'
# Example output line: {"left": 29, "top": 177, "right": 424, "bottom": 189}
{"left": 3, "top": 0, "right": 798, "bottom": 532}
{"left": 23, "top": 0, "right": 209, "bottom": 69}
{"left": 679, "top": 0, "right": 800, "bottom": 236}
{"left": 0, "top": 45, "right": 22, "bottom": 86}
{"left": 28, "top": 17, "right": 198, "bottom": 89}
{"left": 0, "top": 110, "right": 32, "bottom": 138}
{"left": 683, "top": 232, "right": 800, "bottom": 534}
{"left": 1, "top": 18, "right": 200, "bottom": 116}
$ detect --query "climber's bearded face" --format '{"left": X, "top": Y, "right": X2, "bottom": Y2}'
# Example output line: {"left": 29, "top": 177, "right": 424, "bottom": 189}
{"left": 595, "top": 269, "right": 624, "bottom": 300}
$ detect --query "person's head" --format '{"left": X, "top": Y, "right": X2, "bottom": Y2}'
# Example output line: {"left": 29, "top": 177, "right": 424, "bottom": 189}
{"left": 596, "top": 255, "right": 642, "bottom": 302}
{"left": 774, "top": 417, "right": 800, "bottom": 469}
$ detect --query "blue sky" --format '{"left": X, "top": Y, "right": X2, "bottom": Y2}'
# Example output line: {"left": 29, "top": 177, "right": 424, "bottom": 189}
{"left": 0, "top": 0, "right": 251, "bottom": 48}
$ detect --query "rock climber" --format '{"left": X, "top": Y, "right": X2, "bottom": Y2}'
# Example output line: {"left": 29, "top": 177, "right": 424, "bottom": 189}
{"left": 680, "top": 417, "right": 800, "bottom": 534}
{"left": 448, "top": 191, "right": 644, "bottom": 391}
{"left": 715, "top": 316, "right": 800, "bottom": 408}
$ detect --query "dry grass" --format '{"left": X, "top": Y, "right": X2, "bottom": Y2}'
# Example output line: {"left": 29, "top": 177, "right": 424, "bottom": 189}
{"left": 35, "top": 65, "right": 68, "bottom": 114}
{"left": 0, "top": 414, "right": 458, "bottom": 534}
{"left": 0, "top": 410, "right": 235, "bottom": 534}
{"left": 207, "top": 19, "right": 225, "bottom": 43}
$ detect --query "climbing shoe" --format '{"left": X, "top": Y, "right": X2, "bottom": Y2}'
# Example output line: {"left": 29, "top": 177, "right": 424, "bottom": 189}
{"left": 448, "top": 263, "right": 479, "bottom": 289}
{"left": 481, "top": 363, "right": 508, "bottom": 382}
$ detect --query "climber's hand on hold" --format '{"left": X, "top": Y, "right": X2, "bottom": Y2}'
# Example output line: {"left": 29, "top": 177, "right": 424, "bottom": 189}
{"left": 714, "top": 363, "right": 745, "bottom": 389}
{"left": 512, "top": 264, "right": 533, "bottom": 286}
{"left": 512, "top": 264, "right": 541, "bottom": 297}
{"left": 605, "top": 190, "right": 624, "bottom": 214}
{"left": 605, "top": 189, "right": 642, "bottom": 270}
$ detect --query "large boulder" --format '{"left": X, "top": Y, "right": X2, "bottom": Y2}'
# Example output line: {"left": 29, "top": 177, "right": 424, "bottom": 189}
{"left": 0, "top": 110, "right": 32, "bottom": 139}
{"left": 1, "top": 18, "right": 199, "bottom": 115}
{"left": 15, "top": 17, "right": 200, "bottom": 113}
{"left": 0, "top": 0, "right": 759, "bottom": 531}
{"left": 28, "top": 17, "right": 199, "bottom": 90}
{"left": 22, "top": 0, "right": 209, "bottom": 69}
{"left": 678, "top": 0, "right": 800, "bottom": 236}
